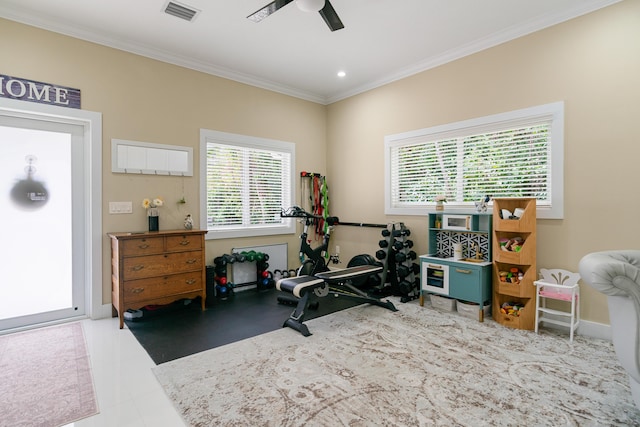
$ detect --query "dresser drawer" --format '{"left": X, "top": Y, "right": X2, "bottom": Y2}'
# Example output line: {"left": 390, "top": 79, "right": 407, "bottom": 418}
{"left": 121, "top": 237, "right": 164, "bottom": 256}
{"left": 166, "top": 234, "right": 203, "bottom": 252}
{"left": 123, "top": 251, "right": 203, "bottom": 280}
{"left": 123, "top": 273, "right": 203, "bottom": 303}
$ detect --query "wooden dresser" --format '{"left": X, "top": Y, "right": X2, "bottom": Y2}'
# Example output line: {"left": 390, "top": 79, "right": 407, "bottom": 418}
{"left": 108, "top": 229, "right": 207, "bottom": 328}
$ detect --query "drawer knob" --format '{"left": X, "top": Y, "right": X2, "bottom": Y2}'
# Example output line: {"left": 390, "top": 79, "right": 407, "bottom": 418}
{"left": 131, "top": 287, "right": 144, "bottom": 294}
{"left": 186, "top": 258, "right": 197, "bottom": 264}
{"left": 138, "top": 244, "right": 150, "bottom": 249}
{"left": 455, "top": 269, "right": 471, "bottom": 274}
{"left": 186, "top": 279, "right": 196, "bottom": 285}
{"left": 179, "top": 240, "right": 190, "bottom": 246}
{"left": 132, "top": 265, "right": 145, "bottom": 271}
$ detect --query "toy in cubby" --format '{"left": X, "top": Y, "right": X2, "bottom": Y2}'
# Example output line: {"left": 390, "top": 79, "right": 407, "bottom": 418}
{"left": 498, "top": 237, "right": 524, "bottom": 252}
{"left": 498, "top": 267, "right": 524, "bottom": 284}
{"left": 500, "top": 301, "right": 524, "bottom": 317}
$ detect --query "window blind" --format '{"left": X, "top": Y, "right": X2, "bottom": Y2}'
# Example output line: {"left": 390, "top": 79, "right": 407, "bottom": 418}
{"left": 205, "top": 141, "right": 291, "bottom": 230}
{"left": 385, "top": 102, "right": 564, "bottom": 218}
{"left": 391, "top": 124, "right": 550, "bottom": 208}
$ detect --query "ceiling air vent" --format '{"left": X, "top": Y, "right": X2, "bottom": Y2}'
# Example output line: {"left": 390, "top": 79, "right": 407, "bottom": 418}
{"left": 164, "top": 1, "right": 200, "bottom": 22}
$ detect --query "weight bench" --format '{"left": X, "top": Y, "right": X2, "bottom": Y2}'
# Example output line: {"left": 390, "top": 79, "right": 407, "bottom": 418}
{"left": 276, "top": 265, "right": 397, "bottom": 336}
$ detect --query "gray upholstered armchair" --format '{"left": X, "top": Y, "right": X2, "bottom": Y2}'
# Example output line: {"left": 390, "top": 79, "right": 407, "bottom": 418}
{"left": 579, "top": 250, "right": 640, "bottom": 408}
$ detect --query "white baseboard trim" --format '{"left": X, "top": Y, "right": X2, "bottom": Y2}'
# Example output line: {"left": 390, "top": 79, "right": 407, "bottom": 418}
{"left": 578, "top": 319, "right": 612, "bottom": 341}
{"left": 538, "top": 317, "right": 611, "bottom": 341}
{"left": 91, "top": 303, "right": 114, "bottom": 320}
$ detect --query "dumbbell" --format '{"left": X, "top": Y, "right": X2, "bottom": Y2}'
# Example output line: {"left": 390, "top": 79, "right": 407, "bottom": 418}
{"left": 398, "top": 279, "right": 414, "bottom": 295}
{"left": 393, "top": 240, "right": 414, "bottom": 251}
{"left": 411, "top": 263, "right": 420, "bottom": 274}
{"left": 222, "top": 254, "right": 236, "bottom": 264}
{"left": 375, "top": 249, "right": 387, "bottom": 260}
{"left": 395, "top": 252, "right": 408, "bottom": 263}
{"left": 392, "top": 229, "right": 411, "bottom": 237}
{"left": 378, "top": 239, "right": 389, "bottom": 248}
{"left": 244, "top": 250, "right": 256, "bottom": 262}
{"left": 397, "top": 264, "right": 411, "bottom": 279}
{"left": 381, "top": 229, "right": 391, "bottom": 237}
{"left": 233, "top": 252, "right": 246, "bottom": 263}
{"left": 368, "top": 274, "right": 382, "bottom": 288}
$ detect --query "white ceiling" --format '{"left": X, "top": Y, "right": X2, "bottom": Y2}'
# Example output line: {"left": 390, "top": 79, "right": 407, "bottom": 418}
{"left": 0, "top": 0, "right": 620, "bottom": 104}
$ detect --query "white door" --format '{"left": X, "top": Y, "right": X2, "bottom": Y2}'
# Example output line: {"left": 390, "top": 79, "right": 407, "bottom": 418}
{"left": 0, "top": 115, "right": 87, "bottom": 330}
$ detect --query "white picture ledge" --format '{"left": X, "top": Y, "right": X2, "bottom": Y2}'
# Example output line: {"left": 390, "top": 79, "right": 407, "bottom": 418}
{"left": 111, "top": 139, "right": 193, "bottom": 176}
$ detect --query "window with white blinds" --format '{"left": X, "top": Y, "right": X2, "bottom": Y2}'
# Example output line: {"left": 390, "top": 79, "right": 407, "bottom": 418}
{"left": 200, "top": 129, "right": 295, "bottom": 238}
{"left": 385, "top": 102, "right": 564, "bottom": 219}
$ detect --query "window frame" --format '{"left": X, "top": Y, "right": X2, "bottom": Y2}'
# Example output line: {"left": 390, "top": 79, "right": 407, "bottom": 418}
{"left": 384, "top": 102, "right": 564, "bottom": 219}
{"left": 199, "top": 129, "right": 296, "bottom": 239}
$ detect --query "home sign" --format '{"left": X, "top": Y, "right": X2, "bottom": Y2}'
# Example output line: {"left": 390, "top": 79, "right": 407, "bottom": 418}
{"left": 0, "top": 74, "right": 81, "bottom": 109}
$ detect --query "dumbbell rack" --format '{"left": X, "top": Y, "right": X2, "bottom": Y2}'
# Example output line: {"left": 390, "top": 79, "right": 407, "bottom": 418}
{"left": 375, "top": 223, "right": 420, "bottom": 303}
{"left": 211, "top": 251, "right": 275, "bottom": 300}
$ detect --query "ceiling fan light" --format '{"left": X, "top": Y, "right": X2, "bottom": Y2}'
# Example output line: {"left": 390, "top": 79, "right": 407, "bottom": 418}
{"left": 296, "top": 0, "right": 325, "bottom": 13}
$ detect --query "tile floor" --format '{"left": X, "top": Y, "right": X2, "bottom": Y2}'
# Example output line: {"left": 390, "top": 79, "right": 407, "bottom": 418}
{"left": 66, "top": 317, "right": 185, "bottom": 427}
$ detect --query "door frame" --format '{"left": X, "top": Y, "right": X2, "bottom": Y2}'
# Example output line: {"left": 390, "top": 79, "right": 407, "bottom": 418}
{"left": 0, "top": 97, "right": 104, "bottom": 330}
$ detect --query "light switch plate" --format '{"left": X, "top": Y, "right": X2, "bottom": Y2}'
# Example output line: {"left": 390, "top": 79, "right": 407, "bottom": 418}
{"left": 109, "top": 201, "right": 133, "bottom": 214}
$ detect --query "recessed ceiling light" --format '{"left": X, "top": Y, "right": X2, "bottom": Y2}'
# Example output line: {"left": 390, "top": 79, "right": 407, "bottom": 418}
{"left": 337, "top": 71, "right": 346, "bottom": 78}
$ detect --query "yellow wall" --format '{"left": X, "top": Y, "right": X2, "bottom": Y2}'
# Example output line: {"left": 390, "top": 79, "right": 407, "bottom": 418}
{"left": 326, "top": 0, "right": 640, "bottom": 325}
{"left": 0, "top": 18, "right": 327, "bottom": 304}
{"left": 1, "top": 0, "right": 638, "bottom": 325}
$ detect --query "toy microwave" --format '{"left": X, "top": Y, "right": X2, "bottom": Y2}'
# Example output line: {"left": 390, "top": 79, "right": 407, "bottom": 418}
{"left": 442, "top": 214, "right": 471, "bottom": 231}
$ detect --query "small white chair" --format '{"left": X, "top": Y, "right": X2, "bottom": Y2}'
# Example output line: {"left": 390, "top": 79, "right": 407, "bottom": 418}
{"left": 534, "top": 268, "right": 580, "bottom": 342}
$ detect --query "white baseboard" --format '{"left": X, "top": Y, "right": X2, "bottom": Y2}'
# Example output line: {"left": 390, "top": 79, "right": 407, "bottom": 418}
{"left": 577, "top": 319, "right": 612, "bottom": 341}
{"left": 538, "top": 317, "right": 611, "bottom": 341}
{"left": 91, "top": 303, "right": 114, "bottom": 320}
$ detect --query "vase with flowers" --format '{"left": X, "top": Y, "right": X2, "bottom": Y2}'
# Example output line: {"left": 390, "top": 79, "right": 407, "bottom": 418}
{"left": 143, "top": 197, "right": 164, "bottom": 231}
{"left": 435, "top": 195, "right": 447, "bottom": 211}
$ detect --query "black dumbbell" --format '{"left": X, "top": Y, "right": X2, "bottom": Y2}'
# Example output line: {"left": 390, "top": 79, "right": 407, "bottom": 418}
{"left": 381, "top": 229, "right": 391, "bottom": 237}
{"left": 398, "top": 279, "right": 414, "bottom": 295}
{"left": 397, "top": 264, "right": 410, "bottom": 279}
{"left": 368, "top": 274, "right": 382, "bottom": 287}
{"left": 222, "top": 254, "right": 236, "bottom": 264}
{"left": 375, "top": 249, "right": 387, "bottom": 260}
{"left": 411, "top": 263, "right": 420, "bottom": 274}
{"left": 393, "top": 229, "right": 411, "bottom": 237}
{"left": 379, "top": 239, "right": 389, "bottom": 248}
{"left": 394, "top": 240, "right": 415, "bottom": 251}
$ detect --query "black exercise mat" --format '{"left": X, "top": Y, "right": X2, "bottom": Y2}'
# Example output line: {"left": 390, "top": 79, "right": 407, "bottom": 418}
{"left": 125, "top": 288, "right": 362, "bottom": 364}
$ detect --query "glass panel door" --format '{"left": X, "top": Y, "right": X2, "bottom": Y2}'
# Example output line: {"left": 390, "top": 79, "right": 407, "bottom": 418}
{"left": 0, "top": 116, "right": 85, "bottom": 330}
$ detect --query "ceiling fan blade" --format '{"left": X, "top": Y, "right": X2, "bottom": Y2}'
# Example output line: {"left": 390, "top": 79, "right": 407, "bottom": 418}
{"left": 319, "top": 0, "right": 344, "bottom": 31}
{"left": 247, "top": 0, "right": 294, "bottom": 23}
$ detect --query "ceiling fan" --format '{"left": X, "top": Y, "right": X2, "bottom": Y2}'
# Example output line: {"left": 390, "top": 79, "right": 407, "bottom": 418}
{"left": 247, "top": 0, "right": 344, "bottom": 32}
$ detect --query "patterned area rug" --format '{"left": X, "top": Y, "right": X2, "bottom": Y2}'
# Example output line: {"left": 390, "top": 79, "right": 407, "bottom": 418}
{"left": 0, "top": 322, "right": 98, "bottom": 427}
{"left": 154, "top": 299, "right": 640, "bottom": 426}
